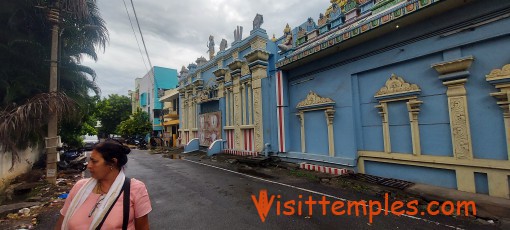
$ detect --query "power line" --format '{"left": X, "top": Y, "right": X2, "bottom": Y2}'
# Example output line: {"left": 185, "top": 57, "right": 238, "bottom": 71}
{"left": 129, "top": 0, "right": 153, "bottom": 70}
{"left": 122, "top": 0, "right": 148, "bottom": 73}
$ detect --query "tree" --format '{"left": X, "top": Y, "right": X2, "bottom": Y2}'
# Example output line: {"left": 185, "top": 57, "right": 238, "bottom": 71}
{"left": 96, "top": 94, "right": 132, "bottom": 137}
{"left": 0, "top": 0, "right": 108, "bottom": 168}
{"left": 117, "top": 109, "right": 152, "bottom": 137}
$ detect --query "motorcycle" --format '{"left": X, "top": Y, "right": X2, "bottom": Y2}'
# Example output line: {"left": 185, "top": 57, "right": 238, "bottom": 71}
{"left": 58, "top": 149, "right": 88, "bottom": 171}
{"left": 137, "top": 139, "right": 148, "bottom": 150}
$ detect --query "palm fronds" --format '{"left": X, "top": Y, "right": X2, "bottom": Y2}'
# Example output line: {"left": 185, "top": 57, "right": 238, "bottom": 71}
{"left": 0, "top": 92, "right": 78, "bottom": 170}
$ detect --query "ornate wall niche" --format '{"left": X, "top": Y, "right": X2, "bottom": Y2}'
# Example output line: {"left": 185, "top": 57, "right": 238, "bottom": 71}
{"left": 374, "top": 74, "right": 423, "bottom": 155}
{"left": 375, "top": 74, "right": 421, "bottom": 99}
{"left": 486, "top": 63, "right": 510, "bottom": 160}
{"left": 296, "top": 91, "right": 336, "bottom": 156}
{"left": 297, "top": 91, "right": 335, "bottom": 110}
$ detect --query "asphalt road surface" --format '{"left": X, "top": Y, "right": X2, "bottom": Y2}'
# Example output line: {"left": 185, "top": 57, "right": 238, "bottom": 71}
{"left": 123, "top": 150, "right": 495, "bottom": 230}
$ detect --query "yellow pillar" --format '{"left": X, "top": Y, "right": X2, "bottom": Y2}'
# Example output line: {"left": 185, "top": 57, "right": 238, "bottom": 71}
{"left": 455, "top": 167, "right": 476, "bottom": 193}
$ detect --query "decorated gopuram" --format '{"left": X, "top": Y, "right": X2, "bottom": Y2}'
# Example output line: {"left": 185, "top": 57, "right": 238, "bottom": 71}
{"left": 179, "top": 0, "right": 510, "bottom": 198}
{"left": 178, "top": 14, "right": 272, "bottom": 156}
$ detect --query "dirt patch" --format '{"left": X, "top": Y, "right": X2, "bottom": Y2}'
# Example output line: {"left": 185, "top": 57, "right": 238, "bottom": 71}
{"left": 0, "top": 169, "right": 83, "bottom": 229}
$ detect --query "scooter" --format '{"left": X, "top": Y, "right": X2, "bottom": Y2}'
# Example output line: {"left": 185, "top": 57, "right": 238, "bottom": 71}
{"left": 58, "top": 149, "right": 88, "bottom": 171}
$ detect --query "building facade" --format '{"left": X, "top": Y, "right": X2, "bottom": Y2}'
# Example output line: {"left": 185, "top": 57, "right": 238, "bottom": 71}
{"left": 134, "top": 66, "right": 178, "bottom": 136}
{"left": 160, "top": 89, "right": 180, "bottom": 147}
{"left": 179, "top": 0, "right": 510, "bottom": 199}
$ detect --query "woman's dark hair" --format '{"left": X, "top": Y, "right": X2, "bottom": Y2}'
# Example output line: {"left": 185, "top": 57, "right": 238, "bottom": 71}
{"left": 93, "top": 140, "right": 131, "bottom": 168}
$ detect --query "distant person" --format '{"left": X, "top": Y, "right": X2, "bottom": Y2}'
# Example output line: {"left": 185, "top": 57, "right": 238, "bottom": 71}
{"left": 56, "top": 140, "right": 152, "bottom": 230}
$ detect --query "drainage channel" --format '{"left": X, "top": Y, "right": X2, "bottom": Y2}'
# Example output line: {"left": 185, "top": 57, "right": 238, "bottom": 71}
{"left": 346, "top": 173, "right": 415, "bottom": 190}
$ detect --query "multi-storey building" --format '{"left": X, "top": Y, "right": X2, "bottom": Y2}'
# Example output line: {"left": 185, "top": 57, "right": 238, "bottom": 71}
{"left": 133, "top": 66, "right": 178, "bottom": 136}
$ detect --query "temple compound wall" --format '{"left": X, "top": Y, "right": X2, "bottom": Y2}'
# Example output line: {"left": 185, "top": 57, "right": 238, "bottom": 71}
{"left": 179, "top": 0, "right": 510, "bottom": 198}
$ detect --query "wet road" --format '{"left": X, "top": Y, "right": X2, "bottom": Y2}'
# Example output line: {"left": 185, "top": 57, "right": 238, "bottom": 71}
{"left": 124, "top": 150, "right": 494, "bottom": 230}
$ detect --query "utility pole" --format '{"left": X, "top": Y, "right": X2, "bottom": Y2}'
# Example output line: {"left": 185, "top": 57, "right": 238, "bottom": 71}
{"left": 46, "top": 3, "right": 60, "bottom": 184}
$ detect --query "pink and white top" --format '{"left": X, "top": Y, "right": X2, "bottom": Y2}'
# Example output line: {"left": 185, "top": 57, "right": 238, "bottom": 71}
{"left": 61, "top": 178, "right": 152, "bottom": 230}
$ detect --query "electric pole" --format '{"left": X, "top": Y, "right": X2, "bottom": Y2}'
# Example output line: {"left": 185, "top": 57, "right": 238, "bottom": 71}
{"left": 46, "top": 3, "right": 60, "bottom": 184}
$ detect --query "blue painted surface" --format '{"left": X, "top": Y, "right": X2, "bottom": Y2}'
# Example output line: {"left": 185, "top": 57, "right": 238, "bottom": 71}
{"left": 183, "top": 138, "right": 200, "bottom": 153}
{"left": 177, "top": 0, "right": 510, "bottom": 193}
{"left": 207, "top": 139, "right": 225, "bottom": 156}
{"left": 153, "top": 67, "right": 178, "bottom": 110}
{"left": 388, "top": 101, "right": 412, "bottom": 154}
{"left": 462, "top": 38, "right": 508, "bottom": 160}
{"left": 364, "top": 161, "right": 457, "bottom": 189}
{"left": 474, "top": 172, "right": 489, "bottom": 195}
{"left": 140, "top": 93, "right": 147, "bottom": 106}
{"left": 304, "top": 110, "right": 329, "bottom": 155}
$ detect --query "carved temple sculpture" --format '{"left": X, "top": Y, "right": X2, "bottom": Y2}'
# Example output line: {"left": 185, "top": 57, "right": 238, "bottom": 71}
{"left": 234, "top": 26, "right": 243, "bottom": 43}
{"left": 219, "top": 39, "right": 228, "bottom": 52}
{"left": 253, "top": 14, "right": 263, "bottom": 30}
{"left": 374, "top": 74, "right": 423, "bottom": 155}
{"left": 277, "top": 24, "right": 293, "bottom": 53}
{"left": 207, "top": 35, "right": 215, "bottom": 60}
{"left": 296, "top": 91, "right": 336, "bottom": 156}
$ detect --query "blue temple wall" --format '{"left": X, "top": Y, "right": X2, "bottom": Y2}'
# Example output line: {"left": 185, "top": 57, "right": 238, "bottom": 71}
{"left": 277, "top": 0, "right": 510, "bottom": 187}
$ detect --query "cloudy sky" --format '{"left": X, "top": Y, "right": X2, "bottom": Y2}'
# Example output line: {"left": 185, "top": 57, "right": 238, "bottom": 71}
{"left": 83, "top": 0, "right": 332, "bottom": 97}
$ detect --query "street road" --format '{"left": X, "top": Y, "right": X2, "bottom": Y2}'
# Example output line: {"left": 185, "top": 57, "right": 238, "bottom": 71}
{"left": 125, "top": 150, "right": 494, "bottom": 230}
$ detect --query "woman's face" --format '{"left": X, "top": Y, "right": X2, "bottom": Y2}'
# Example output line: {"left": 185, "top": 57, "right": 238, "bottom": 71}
{"left": 87, "top": 150, "right": 113, "bottom": 180}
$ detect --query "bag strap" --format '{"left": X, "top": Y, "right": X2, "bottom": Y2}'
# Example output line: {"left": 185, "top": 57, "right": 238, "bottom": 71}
{"left": 122, "top": 177, "right": 131, "bottom": 230}
{"left": 96, "top": 177, "right": 130, "bottom": 230}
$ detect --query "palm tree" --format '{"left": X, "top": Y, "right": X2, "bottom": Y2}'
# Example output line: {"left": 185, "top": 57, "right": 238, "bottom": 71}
{"left": 0, "top": 0, "right": 108, "bottom": 169}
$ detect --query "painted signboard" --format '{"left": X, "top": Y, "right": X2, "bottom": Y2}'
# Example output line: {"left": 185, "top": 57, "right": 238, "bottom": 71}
{"left": 198, "top": 111, "right": 221, "bottom": 146}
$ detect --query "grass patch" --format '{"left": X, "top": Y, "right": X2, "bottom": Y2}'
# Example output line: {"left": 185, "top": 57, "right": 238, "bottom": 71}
{"left": 288, "top": 169, "right": 319, "bottom": 181}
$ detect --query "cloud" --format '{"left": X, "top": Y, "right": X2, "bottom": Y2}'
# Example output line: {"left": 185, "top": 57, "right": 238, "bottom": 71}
{"left": 83, "top": 0, "right": 331, "bottom": 97}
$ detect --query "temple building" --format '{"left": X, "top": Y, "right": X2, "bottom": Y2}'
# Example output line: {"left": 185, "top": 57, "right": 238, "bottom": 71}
{"left": 179, "top": 0, "right": 510, "bottom": 199}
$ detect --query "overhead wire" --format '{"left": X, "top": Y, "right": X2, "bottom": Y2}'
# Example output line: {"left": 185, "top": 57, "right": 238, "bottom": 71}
{"left": 122, "top": 0, "right": 149, "bottom": 73}
{"left": 129, "top": 0, "right": 154, "bottom": 73}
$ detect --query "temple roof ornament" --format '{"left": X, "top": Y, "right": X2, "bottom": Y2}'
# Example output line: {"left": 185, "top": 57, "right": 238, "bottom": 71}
{"left": 277, "top": 0, "right": 442, "bottom": 68}
{"left": 253, "top": 14, "right": 264, "bottom": 30}
{"left": 486, "top": 64, "right": 510, "bottom": 83}
{"left": 234, "top": 26, "right": 243, "bottom": 43}
{"left": 196, "top": 56, "right": 207, "bottom": 66}
{"left": 297, "top": 91, "right": 335, "bottom": 109}
{"left": 179, "top": 66, "right": 188, "bottom": 77}
{"left": 375, "top": 74, "right": 421, "bottom": 99}
{"left": 219, "top": 39, "right": 228, "bottom": 52}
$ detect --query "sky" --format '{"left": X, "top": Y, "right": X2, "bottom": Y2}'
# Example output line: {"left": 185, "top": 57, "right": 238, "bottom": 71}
{"left": 83, "top": 0, "right": 332, "bottom": 97}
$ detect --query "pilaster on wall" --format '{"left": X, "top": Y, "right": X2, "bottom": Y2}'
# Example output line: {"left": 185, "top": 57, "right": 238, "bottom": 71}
{"left": 325, "top": 109, "right": 336, "bottom": 157}
{"left": 407, "top": 99, "right": 423, "bottom": 155}
{"left": 375, "top": 103, "right": 390, "bottom": 153}
{"left": 245, "top": 49, "right": 270, "bottom": 152}
{"left": 228, "top": 60, "right": 243, "bottom": 150}
{"left": 431, "top": 56, "right": 474, "bottom": 160}
{"left": 486, "top": 63, "right": 510, "bottom": 160}
{"left": 296, "top": 112, "right": 305, "bottom": 152}
{"left": 213, "top": 68, "right": 227, "bottom": 98}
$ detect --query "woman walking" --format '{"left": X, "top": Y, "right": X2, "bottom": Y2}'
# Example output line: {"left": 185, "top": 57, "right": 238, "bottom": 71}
{"left": 56, "top": 140, "right": 152, "bottom": 230}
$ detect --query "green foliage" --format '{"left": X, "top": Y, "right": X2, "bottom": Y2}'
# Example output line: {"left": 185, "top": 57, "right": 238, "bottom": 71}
{"left": 0, "top": 0, "right": 109, "bottom": 167}
{"left": 96, "top": 94, "right": 132, "bottom": 137}
{"left": 117, "top": 109, "right": 152, "bottom": 137}
{"left": 59, "top": 95, "right": 99, "bottom": 148}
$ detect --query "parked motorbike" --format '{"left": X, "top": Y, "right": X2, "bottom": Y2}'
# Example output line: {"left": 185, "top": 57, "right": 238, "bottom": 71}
{"left": 137, "top": 140, "right": 148, "bottom": 150}
{"left": 58, "top": 149, "right": 88, "bottom": 171}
